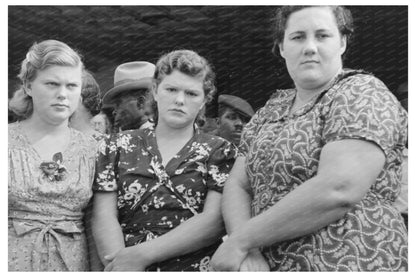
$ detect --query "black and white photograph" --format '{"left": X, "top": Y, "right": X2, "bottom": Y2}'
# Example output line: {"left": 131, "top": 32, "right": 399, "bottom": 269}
{"left": 6, "top": 2, "right": 411, "bottom": 272}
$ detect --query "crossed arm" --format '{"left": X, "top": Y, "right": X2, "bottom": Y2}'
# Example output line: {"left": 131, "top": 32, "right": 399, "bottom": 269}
{"left": 211, "top": 139, "right": 386, "bottom": 271}
{"left": 92, "top": 190, "right": 224, "bottom": 271}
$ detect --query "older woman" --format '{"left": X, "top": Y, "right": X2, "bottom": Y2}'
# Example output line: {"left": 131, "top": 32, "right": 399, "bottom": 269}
{"left": 211, "top": 6, "right": 408, "bottom": 271}
{"left": 8, "top": 39, "right": 97, "bottom": 271}
{"left": 92, "top": 50, "right": 237, "bottom": 271}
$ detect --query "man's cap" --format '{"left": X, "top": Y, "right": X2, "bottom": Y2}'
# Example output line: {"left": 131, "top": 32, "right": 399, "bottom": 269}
{"left": 102, "top": 61, "right": 156, "bottom": 106}
{"left": 218, "top": 94, "right": 254, "bottom": 118}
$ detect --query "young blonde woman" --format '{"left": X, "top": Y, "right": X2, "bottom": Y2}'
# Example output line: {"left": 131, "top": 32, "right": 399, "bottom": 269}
{"left": 8, "top": 39, "right": 97, "bottom": 271}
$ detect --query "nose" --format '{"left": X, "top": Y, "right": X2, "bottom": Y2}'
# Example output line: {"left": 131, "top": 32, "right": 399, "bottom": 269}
{"left": 56, "top": 86, "right": 68, "bottom": 99}
{"left": 234, "top": 117, "right": 243, "bottom": 127}
{"left": 174, "top": 91, "right": 185, "bottom": 105}
{"left": 303, "top": 37, "right": 318, "bottom": 56}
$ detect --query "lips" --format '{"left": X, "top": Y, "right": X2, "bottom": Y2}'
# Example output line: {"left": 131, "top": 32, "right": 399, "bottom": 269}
{"left": 169, "top": 109, "right": 185, "bottom": 114}
{"left": 52, "top": 103, "right": 69, "bottom": 108}
{"left": 302, "top": 60, "right": 319, "bottom": 64}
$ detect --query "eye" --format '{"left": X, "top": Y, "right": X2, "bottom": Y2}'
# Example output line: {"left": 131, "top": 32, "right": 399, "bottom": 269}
{"left": 166, "top": 87, "right": 177, "bottom": 92}
{"left": 317, "top": 33, "right": 330, "bottom": 40}
{"left": 67, "top": 83, "right": 79, "bottom": 89}
{"left": 46, "top": 82, "right": 59, "bottom": 87}
{"left": 186, "top": 91, "right": 198, "bottom": 97}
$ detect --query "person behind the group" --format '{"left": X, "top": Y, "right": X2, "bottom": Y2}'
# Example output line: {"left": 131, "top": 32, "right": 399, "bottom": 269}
{"left": 211, "top": 6, "right": 408, "bottom": 271}
{"left": 90, "top": 112, "right": 111, "bottom": 134}
{"left": 69, "top": 69, "right": 103, "bottom": 140}
{"left": 101, "top": 61, "right": 155, "bottom": 132}
{"left": 8, "top": 39, "right": 97, "bottom": 271}
{"left": 91, "top": 49, "right": 237, "bottom": 271}
{"left": 212, "top": 94, "right": 254, "bottom": 146}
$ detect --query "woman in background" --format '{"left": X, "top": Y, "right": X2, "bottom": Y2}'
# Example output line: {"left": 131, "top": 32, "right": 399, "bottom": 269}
{"left": 92, "top": 49, "right": 237, "bottom": 271}
{"left": 8, "top": 39, "right": 96, "bottom": 271}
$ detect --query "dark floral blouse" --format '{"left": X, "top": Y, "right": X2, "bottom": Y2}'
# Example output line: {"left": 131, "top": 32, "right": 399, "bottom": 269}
{"left": 240, "top": 70, "right": 408, "bottom": 271}
{"left": 93, "top": 127, "right": 237, "bottom": 271}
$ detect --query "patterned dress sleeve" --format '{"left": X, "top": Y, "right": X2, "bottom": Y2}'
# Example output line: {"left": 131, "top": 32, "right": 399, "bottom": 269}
{"left": 239, "top": 105, "right": 266, "bottom": 157}
{"left": 206, "top": 138, "right": 238, "bottom": 193}
{"left": 93, "top": 133, "right": 120, "bottom": 192}
{"left": 322, "top": 74, "right": 408, "bottom": 155}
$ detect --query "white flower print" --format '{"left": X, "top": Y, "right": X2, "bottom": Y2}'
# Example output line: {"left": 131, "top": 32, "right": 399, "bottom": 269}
{"left": 116, "top": 133, "right": 136, "bottom": 153}
{"left": 208, "top": 165, "right": 229, "bottom": 186}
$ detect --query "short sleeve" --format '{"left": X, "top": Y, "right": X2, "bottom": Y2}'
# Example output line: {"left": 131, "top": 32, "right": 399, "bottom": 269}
{"left": 206, "top": 139, "right": 238, "bottom": 193}
{"left": 322, "top": 74, "right": 408, "bottom": 155}
{"left": 93, "top": 133, "right": 120, "bottom": 192}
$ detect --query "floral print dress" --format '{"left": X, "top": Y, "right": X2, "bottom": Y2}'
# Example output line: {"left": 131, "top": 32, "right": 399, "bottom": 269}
{"left": 93, "top": 127, "right": 236, "bottom": 271}
{"left": 8, "top": 122, "right": 97, "bottom": 271}
{"left": 239, "top": 70, "right": 408, "bottom": 271}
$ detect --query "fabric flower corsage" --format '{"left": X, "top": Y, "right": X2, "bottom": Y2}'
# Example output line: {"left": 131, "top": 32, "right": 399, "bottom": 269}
{"left": 39, "top": 152, "right": 67, "bottom": 182}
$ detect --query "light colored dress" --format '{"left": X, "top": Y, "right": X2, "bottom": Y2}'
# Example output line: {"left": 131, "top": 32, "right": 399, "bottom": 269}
{"left": 8, "top": 122, "right": 96, "bottom": 271}
{"left": 240, "top": 70, "right": 408, "bottom": 271}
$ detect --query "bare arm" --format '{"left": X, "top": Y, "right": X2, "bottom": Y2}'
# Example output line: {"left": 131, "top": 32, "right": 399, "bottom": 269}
{"left": 91, "top": 192, "right": 125, "bottom": 266}
{"left": 104, "top": 190, "right": 224, "bottom": 271}
{"left": 211, "top": 139, "right": 385, "bottom": 270}
{"left": 221, "top": 156, "right": 252, "bottom": 234}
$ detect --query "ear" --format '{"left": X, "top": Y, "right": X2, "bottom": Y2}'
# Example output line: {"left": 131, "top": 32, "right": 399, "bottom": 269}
{"left": 151, "top": 83, "right": 158, "bottom": 101}
{"left": 340, "top": 35, "right": 347, "bottom": 55}
{"left": 279, "top": 42, "right": 285, "bottom": 59}
{"left": 24, "top": 81, "right": 32, "bottom": 97}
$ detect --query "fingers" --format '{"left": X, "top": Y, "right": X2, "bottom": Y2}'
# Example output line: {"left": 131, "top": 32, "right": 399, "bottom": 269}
{"left": 104, "top": 262, "right": 113, "bottom": 272}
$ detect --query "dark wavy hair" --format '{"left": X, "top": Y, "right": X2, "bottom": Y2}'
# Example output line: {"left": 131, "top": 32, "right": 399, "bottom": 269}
{"left": 147, "top": 49, "right": 216, "bottom": 124}
{"left": 81, "top": 70, "right": 101, "bottom": 116}
{"left": 271, "top": 6, "right": 354, "bottom": 57}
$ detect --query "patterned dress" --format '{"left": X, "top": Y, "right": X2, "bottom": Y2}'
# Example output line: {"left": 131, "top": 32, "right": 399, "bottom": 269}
{"left": 8, "top": 122, "right": 97, "bottom": 271}
{"left": 93, "top": 127, "right": 237, "bottom": 271}
{"left": 239, "top": 70, "right": 408, "bottom": 271}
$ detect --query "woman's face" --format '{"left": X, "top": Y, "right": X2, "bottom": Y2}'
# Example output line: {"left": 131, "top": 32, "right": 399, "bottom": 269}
{"left": 26, "top": 65, "right": 82, "bottom": 125}
{"left": 279, "top": 7, "right": 346, "bottom": 91}
{"left": 153, "top": 69, "right": 206, "bottom": 129}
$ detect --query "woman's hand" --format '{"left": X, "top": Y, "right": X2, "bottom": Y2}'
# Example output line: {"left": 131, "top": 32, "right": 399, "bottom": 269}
{"left": 239, "top": 248, "right": 270, "bottom": 271}
{"left": 210, "top": 236, "right": 249, "bottom": 271}
{"left": 103, "top": 246, "right": 151, "bottom": 271}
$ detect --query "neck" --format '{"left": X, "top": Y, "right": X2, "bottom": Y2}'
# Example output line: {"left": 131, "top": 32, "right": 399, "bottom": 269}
{"left": 69, "top": 109, "right": 95, "bottom": 135}
{"left": 155, "top": 121, "right": 195, "bottom": 142}
{"left": 24, "top": 113, "right": 69, "bottom": 135}
{"left": 295, "top": 68, "right": 342, "bottom": 103}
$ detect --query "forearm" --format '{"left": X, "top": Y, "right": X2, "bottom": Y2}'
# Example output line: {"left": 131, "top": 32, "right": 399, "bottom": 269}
{"left": 222, "top": 157, "right": 253, "bottom": 234}
{"left": 91, "top": 214, "right": 125, "bottom": 264}
{"left": 222, "top": 178, "right": 252, "bottom": 234}
{"left": 231, "top": 175, "right": 352, "bottom": 251}
{"left": 133, "top": 210, "right": 224, "bottom": 265}
{"left": 91, "top": 192, "right": 125, "bottom": 265}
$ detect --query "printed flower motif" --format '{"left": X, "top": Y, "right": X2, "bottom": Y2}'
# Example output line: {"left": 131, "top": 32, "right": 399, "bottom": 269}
{"left": 39, "top": 152, "right": 67, "bottom": 182}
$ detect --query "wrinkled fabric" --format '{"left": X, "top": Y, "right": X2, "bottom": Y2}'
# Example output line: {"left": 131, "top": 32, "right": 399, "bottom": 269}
{"left": 239, "top": 70, "right": 408, "bottom": 271}
{"left": 8, "top": 122, "right": 96, "bottom": 271}
{"left": 94, "top": 127, "right": 237, "bottom": 271}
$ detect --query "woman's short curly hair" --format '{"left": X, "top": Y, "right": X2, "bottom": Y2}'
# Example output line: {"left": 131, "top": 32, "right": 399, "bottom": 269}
{"left": 271, "top": 6, "right": 354, "bottom": 57}
{"left": 8, "top": 39, "right": 84, "bottom": 119}
{"left": 81, "top": 70, "right": 101, "bottom": 116}
{"left": 147, "top": 49, "right": 216, "bottom": 124}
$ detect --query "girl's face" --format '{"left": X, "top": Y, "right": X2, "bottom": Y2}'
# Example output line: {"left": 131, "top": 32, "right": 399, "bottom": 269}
{"left": 26, "top": 65, "right": 83, "bottom": 125}
{"left": 153, "top": 69, "right": 206, "bottom": 129}
{"left": 279, "top": 6, "right": 346, "bottom": 91}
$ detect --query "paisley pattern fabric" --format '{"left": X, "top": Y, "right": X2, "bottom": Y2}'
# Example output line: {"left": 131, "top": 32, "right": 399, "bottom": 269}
{"left": 8, "top": 122, "right": 97, "bottom": 271}
{"left": 93, "top": 127, "right": 237, "bottom": 271}
{"left": 239, "top": 70, "right": 408, "bottom": 271}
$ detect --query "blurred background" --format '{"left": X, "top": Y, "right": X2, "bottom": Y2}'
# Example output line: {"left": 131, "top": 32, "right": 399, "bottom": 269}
{"left": 8, "top": 5, "right": 408, "bottom": 118}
